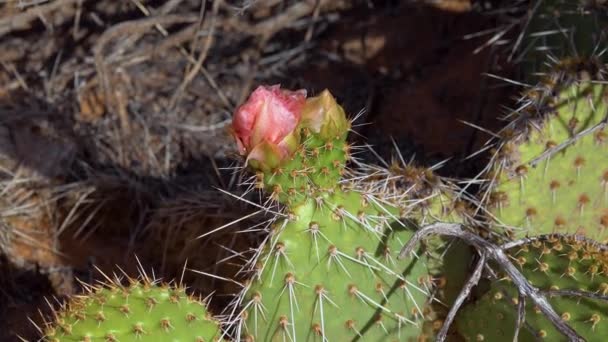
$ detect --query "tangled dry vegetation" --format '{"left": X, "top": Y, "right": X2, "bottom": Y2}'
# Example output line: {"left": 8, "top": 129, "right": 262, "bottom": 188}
{"left": 0, "top": 0, "right": 510, "bottom": 340}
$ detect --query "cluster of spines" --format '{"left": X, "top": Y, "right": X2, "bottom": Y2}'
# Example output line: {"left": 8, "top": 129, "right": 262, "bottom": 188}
{"left": 494, "top": 0, "right": 608, "bottom": 78}
{"left": 250, "top": 127, "right": 350, "bottom": 206}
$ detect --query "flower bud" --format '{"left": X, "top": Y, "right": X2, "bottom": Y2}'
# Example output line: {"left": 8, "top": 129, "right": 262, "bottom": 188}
{"left": 232, "top": 85, "right": 306, "bottom": 170}
{"left": 300, "top": 89, "right": 350, "bottom": 139}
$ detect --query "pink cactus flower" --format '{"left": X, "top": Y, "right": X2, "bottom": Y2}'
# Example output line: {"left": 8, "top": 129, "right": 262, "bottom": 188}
{"left": 232, "top": 85, "right": 307, "bottom": 169}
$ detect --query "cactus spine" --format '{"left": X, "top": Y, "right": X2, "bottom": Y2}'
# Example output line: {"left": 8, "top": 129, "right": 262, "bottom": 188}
{"left": 503, "top": 0, "right": 607, "bottom": 79}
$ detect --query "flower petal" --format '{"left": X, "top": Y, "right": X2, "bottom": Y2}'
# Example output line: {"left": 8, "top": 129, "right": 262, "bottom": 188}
{"left": 232, "top": 84, "right": 306, "bottom": 164}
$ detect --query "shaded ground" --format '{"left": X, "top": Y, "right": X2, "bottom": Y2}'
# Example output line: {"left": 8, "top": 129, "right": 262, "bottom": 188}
{"left": 291, "top": 2, "right": 513, "bottom": 169}
{"left": 0, "top": 0, "right": 515, "bottom": 340}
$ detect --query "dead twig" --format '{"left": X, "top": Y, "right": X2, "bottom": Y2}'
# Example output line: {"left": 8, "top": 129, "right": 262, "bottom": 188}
{"left": 93, "top": 14, "right": 199, "bottom": 133}
{"left": 514, "top": 294, "right": 526, "bottom": 342}
{"left": 398, "top": 222, "right": 584, "bottom": 342}
{"left": 436, "top": 252, "right": 486, "bottom": 341}
{"left": 0, "top": 0, "right": 79, "bottom": 37}
{"left": 304, "top": 0, "right": 321, "bottom": 42}
{"left": 252, "top": 0, "right": 328, "bottom": 37}
{"left": 129, "top": 0, "right": 234, "bottom": 111}
{"left": 543, "top": 289, "right": 608, "bottom": 302}
{"left": 168, "top": 0, "right": 220, "bottom": 110}
{"left": 229, "top": 0, "right": 330, "bottom": 105}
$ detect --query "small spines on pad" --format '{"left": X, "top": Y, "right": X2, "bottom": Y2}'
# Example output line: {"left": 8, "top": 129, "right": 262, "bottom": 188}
{"left": 43, "top": 277, "right": 221, "bottom": 342}
{"left": 456, "top": 234, "right": 608, "bottom": 341}
{"left": 241, "top": 126, "right": 471, "bottom": 339}
{"left": 485, "top": 61, "right": 608, "bottom": 241}
{"left": 257, "top": 129, "right": 350, "bottom": 206}
{"left": 239, "top": 189, "right": 436, "bottom": 341}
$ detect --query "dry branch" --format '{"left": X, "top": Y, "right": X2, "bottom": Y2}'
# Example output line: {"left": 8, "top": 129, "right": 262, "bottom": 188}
{"left": 399, "top": 222, "right": 585, "bottom": 342}
{"left": 0, "top": 0, "right": 79, "bottom": 37}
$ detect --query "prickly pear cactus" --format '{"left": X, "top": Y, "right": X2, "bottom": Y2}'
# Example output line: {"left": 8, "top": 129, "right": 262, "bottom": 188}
{"left": 456, "top": 234, "right": 608, "bottom": 341}
{"left": 43, "top": 277, "right": 220, "bottom": 341}
{"left": 227, "top": 86, "right": 472, "bottom": 341}
{"left": 485, "top": 60, "right": 608, "bottom": 240}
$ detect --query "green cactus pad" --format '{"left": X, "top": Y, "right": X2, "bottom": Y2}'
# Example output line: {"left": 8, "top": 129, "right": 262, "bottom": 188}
{"left": 456, "top": 234, "right": 608, "bottom": 341}
{"left": 241, "top": 191, "right": 432, "bottom": 341}
{"left": 43, "top": 279, "right": 220, "bottom": 342}
{"left": 238, "top": 188, "right": 470, "bottom": 341}
{"left": 486, "top": 61, "right": 608, "bottom": 241}
{"left": 237, "top": 131, "right": 471, "bottom": 340}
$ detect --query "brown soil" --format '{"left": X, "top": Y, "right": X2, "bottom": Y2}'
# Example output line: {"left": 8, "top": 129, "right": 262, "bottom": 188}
{"left": 294, "top": 2, "right": 513, "bottom": 169}
{"left": 0, "top": 0, "right": 515, "bottom": 341}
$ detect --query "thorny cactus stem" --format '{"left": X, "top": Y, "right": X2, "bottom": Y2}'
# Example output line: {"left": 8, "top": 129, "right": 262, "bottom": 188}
{"left": 226, "top": 85, "right": 472, "bottom": 341}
